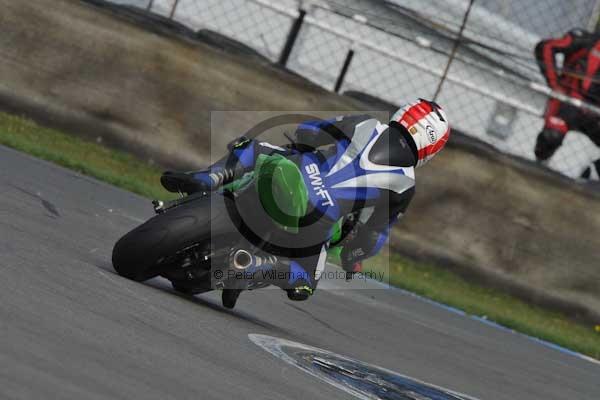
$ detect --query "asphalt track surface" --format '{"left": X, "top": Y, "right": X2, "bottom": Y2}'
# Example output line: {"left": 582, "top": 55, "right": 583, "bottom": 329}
{"left": 1, "top": 144, "right": 598, "bottom": 400}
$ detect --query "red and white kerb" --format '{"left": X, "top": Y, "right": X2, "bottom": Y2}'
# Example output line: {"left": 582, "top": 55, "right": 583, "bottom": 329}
{"left": 392, "top": 99, "right": 450, "bottom": 167}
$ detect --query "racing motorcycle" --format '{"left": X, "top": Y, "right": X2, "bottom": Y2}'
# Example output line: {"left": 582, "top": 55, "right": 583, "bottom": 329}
{"left": 111, "top": 141, "right": 354, "bottom": 309}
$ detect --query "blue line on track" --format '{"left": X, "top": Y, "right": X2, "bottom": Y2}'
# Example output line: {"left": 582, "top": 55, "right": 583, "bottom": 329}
{"left": 366, "top": 278, "right": 600, "bottom": 366}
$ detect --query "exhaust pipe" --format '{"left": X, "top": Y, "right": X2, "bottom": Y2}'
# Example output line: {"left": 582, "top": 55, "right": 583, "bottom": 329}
{"left": 231, "top": 249, "right": 278, "bottom": 270}
{"left": 232, "top": 249, "right": 253, "bottom": 270}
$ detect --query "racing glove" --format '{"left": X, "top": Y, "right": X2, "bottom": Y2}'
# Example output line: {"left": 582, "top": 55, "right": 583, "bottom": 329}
{"left": 340, "top": 228, "right": 380, "bottom": 278}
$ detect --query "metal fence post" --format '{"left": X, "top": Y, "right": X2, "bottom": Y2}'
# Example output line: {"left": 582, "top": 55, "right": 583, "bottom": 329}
{"left": 334, "top": 49, "right": 355, "bottom": 93}
{"left": 169, "top": 0, "right": 180, "bottom": 20}
{"left": 278, "top": 9, "right": 307, "bottom": 67}
{"left": 433, "top": 0, "right": 475, "bottom": 101}
{"left": 146, "top": 0, "right": 154, "bottom": 12}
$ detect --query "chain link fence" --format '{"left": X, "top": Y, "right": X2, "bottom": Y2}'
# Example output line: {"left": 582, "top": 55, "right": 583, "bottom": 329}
{"left": 107, "top": 0, "right": 600, "bottom": 179}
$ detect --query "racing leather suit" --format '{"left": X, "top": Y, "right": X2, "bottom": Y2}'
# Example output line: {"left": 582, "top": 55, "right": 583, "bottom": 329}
{"left": 534, "top": 29, "right": 600, "bottom": 160}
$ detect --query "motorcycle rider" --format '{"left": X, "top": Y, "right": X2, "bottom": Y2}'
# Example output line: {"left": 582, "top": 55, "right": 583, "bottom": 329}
{"left": 534, "top": 28, "right": 600, "bottom": 174}
{"left": 161, "top": 99, "right": 450, "bottom": 306}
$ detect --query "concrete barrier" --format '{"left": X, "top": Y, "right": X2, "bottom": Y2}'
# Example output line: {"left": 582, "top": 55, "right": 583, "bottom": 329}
{"left": 1, "top": 0, "right": 599, "bottom": 323}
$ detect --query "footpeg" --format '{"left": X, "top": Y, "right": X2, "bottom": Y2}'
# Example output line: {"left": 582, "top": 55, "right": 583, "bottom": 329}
{"left": 152, "top": 192, "right": 209, "bottom": 215}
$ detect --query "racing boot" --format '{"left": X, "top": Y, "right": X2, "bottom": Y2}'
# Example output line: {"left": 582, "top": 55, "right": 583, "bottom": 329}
{"left": 160, "top": 168, "right": 238, "bottom": 195}
{"left": 161, "top": 136, "right": 254, "bottom": 195}
{"left": 160, "top": 171, "right": 209, "bottom": 194}
{"left": 286, "top": 285, "right": 314, "bottom": 301}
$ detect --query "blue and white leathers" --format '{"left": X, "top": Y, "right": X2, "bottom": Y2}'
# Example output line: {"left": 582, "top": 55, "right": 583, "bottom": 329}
{"left": 294, "top": 116, "right": 417, "bottom": 272}
{"left": 193, "top": 114, "right": 417, "bottom": 289}
{"left": 299, "top": 118, "right": 415, "bottom": 223}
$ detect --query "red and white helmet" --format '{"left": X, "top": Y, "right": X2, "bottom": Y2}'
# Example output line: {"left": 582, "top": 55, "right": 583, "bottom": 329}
{"left": 391, "top": 99, "right": 450, "bottom": 167}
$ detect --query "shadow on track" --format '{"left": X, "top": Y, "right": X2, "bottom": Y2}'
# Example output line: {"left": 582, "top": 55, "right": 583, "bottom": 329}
{"left": 93, "top": 261, "right": 295, "bottom": 337}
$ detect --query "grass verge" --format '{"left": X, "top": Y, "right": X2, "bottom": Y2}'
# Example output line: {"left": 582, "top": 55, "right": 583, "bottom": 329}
{"left": 0, "top": 112, "right": 175, "bottom": 200}
{"left": 363, "top": 252, "right": 600, "bottom": 360}
{"left": 1, "top": 111, "right": 599, "bottom": 360}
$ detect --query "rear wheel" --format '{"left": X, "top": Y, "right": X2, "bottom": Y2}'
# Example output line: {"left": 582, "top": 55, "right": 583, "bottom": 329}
{"left": 112, "top": 193, "right": 235, "bottom": 282}
{"left": 172, "top": 281, "right": 211, "bottom": 295}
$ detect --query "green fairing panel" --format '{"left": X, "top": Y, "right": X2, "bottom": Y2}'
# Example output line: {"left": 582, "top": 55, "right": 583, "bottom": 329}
{"left": 255, "top": 154, "right": 309, "bottom": 233}
{"left": 221, "top": 171, "right": 255, "bottom": 193}
{"left": 223, "top": 155, "right": 344, "bottom": 255}
{"left": 327, "top": 218, "right": 344, "bottom": 258}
